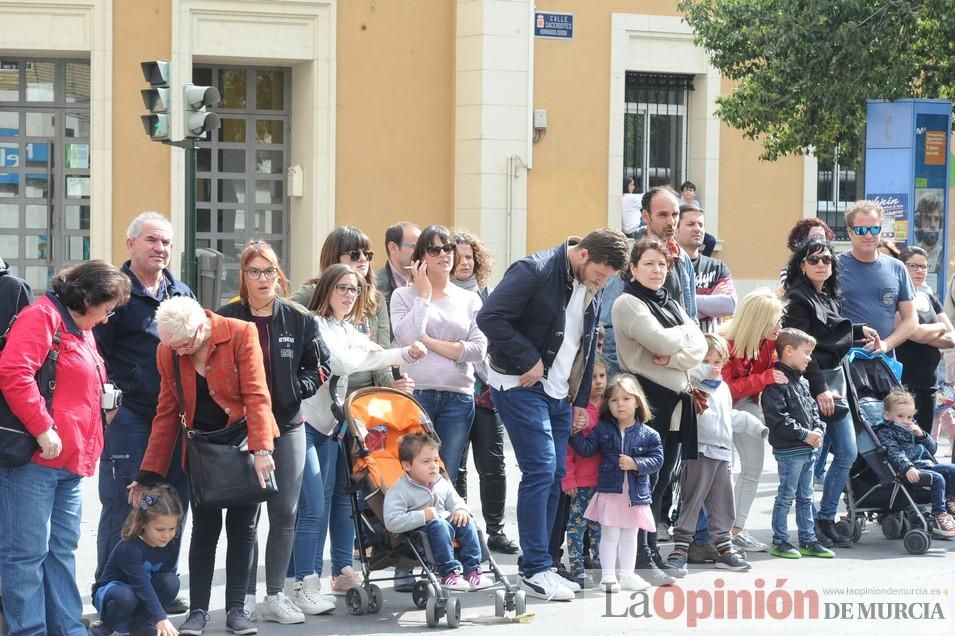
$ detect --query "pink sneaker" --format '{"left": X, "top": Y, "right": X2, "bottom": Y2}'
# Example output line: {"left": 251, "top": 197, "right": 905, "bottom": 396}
{"left": 465, "top": 570, "right": 493, "bottom": 591}
{"left": 330, "top": 566, "right": 363, "bottom": 595}
{"left": 440, "top": 572, "right": 470, "bottom": 592}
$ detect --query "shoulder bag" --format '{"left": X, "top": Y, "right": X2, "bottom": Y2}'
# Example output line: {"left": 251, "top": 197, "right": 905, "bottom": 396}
{"left": 819, "top": 364, "right": 850, "bottom": 422}
{"left": 172, "top": 352, "right": 278, "bottom": 508}
{"left": 0, "top": 318, "right": 61, "bottom": 468}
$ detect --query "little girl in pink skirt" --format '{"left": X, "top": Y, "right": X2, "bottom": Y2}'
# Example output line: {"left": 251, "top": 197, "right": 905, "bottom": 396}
{"left": 569, "top": 374, "right": 663, "bottom": 592}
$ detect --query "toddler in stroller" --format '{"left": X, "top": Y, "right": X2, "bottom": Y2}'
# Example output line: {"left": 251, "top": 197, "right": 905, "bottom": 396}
{"left": 874, "top": 388, "right": 955, "bottom": 538}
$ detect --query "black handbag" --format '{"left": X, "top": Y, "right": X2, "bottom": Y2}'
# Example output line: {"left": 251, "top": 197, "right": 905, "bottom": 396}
{"left": 172, "top": 353, "right": 278, "bottom": 509}
{"left": 819, "top": 364, "right": 851, "bottom": 423}
{"left": 0, "top": 319, "right": 61, "bottom": 468}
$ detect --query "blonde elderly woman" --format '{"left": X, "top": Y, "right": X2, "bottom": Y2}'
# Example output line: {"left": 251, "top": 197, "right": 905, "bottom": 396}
{"left": 128, "top": 296, "right": 279, "bottom": 635}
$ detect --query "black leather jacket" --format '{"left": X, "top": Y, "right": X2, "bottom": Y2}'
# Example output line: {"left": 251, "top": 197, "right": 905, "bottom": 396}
{"left": 761, "top": 362, "right": 826, "bottom": 452}
{"left": 217, "top": 298, "right": 328, "bottom": 427}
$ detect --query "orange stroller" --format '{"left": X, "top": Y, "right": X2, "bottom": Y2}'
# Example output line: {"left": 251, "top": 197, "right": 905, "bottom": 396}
{"left": 329, "top": 380, "right": 523, "bottom": 628}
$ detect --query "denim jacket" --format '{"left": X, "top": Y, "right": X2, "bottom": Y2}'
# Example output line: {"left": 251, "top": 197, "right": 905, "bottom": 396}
{"left": 874, "top": 419, "right": 938, "bottom": 473}
{"left": 569, "top": 419, "right": 663, "bottom": 506}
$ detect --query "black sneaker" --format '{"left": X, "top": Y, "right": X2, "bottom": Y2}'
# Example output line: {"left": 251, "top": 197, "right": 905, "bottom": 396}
{"left": 811, "top": 521, "right": 834, "bottom": 548}
{"left": 770, "top": 542, "right": 801, "bottom": 559}
{"left": 226, "top": 608, "right": 258, "bottom": 635}
{"left": 664, "top": 551, "right": 688, "bottom": 578}
{"left": 635, "top": 559, "right": 676, "bottom": 586}
{"left": 487, "top": 532, "right": 520, "bottom": 554}
{"left": 164, "top": 595, "right": 190, "bottom": 615}
{"left": 816, "top": 519, "right": 851, "bottom": 547}
{"left": 714, "top": 550, "right": 752, "bottom": 571}
{"left": 178, "top": 610, "right": 209, "bottom": 636}
{"left": 88, "top": 625, "right": 111, "bottom": 636}
{"left": 798, "top": 541, "right": 835, "bottom": 558}
{"left": 687, "top": 542, "right": 720, "bottom": 564}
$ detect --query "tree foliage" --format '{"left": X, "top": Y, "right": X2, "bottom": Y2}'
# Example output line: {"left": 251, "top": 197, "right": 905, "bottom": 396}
{"left": 679, "top": 0, "right": 955, "bottom": 164}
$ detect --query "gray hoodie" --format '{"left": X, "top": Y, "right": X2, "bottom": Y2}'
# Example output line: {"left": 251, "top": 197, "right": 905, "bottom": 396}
{"left": 383, "top": 472, "right": 470, "bottom": 534}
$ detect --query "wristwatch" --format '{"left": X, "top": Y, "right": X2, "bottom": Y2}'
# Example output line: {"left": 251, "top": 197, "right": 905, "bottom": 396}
{"left": 253, "top": 449, "right": 272, "bottom": 456}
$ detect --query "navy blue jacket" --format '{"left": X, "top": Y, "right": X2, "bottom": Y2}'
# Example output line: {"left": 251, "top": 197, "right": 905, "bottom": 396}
{"left": 94, "top": 263, "right": 194, "bottom": 418}
{"left": 477, "top": 239, "right": 601, "bottom": 407}
{"left": 874, "top": 419, "right": 938, "bottom": 473}
{"left": 569, "top": 419, "right": 663, "bottom": 506}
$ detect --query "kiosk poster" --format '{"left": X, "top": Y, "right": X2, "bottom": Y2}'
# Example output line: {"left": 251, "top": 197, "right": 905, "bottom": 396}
{"left": 865, "top": 193, "right": 906, "bottom": 241}
{"left": 914, "top": 113, "right": 949, "bottom": 286}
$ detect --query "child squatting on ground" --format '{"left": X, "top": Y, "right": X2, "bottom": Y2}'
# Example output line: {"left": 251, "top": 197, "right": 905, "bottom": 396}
{"left": 569, "top": 374, "right": 663, "bottom": 593}
{"left": 666, "top": 334, "right": 753, "bottom": 576}
{"left": 562, "top": 359, "right": 607, "bottom": 588}
{"left": 383, "top": 432, "right": 493, "bottom": 592}
{"left": 91, "top": 485, "right": 184, "bottom": 636}
{"left": 761, "top": 328, "right": 835, "bottom": 559}
{"left": 875, "top": 387, "right": 955, "bottom": 537}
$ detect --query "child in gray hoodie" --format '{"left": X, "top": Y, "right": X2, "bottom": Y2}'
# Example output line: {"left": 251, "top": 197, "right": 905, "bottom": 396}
{"left": 383, "top": 433, "right": 492, "bottom": 591}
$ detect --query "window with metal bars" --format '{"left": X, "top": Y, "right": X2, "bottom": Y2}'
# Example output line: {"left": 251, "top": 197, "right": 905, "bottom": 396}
{"left": 816, "top": 147, "right": 865, "bottom": 240}
{"left": 623, "top": 72, "right": 693, "bottom": 193}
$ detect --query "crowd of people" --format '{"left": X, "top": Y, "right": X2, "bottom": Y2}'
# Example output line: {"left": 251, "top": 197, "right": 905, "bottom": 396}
{"left": 1, "top": 190, "right": 955, "bottom": 634}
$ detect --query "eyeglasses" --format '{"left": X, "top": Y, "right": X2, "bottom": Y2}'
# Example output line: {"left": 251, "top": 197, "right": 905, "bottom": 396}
{"left": 424, "top": 244, "right": 455, "bottom": 257}
{"left": 400, "top": 242, "right": 417, "bottom": 249}
{"left": 334, "top": 284, "right": 362, "bottom": 297}
{"left": 172, "top": 325, "right": 201, "bottom": 351}
{"left": 105, "top": 310, "right": 116, "bottom": 320}
{"left": 804, "top": 254, "right": 833, "bottom": 266}
{"left": 245, "top": 267, "right": 279, "bottom": 280}
{"left": 905, "top": 262, "right": 929, "bottom": 272}
{"left": 340, "top": 249, "right": 374, "bottom": 262}
{"left": 850, "top": 225, "right": 882, "bottom": 237}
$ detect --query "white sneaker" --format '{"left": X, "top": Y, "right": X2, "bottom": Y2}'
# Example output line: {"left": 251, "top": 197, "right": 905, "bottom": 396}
{"left": 259, "top": 592, "right": 306, "bottom": 625}
{"left": 600, "top": 577, "right": 620, "bottom": 593}
{"left": 243, "top": 594, "right": 257, "bottom": 621}
{"left": 551, "top": 568, "right": 581, "bottom": 592}
{"left": 620, "top": 573, "right": 649, "bottom": 591}
{"left": 291, "top": 580, "right": 336, "bottom": 615}
{"left": 302, "top": 572, "right": 322, "bottom": 594}
{"left": 519, "top": 570, "right": 574, "bottom": 602}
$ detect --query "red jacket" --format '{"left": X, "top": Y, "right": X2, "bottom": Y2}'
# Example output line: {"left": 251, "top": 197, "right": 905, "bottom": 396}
{"left": 0, "top": 294, "right": 106, "bottom": 477}
{"left": 722, "top": 338, "right": 778, "bottom": 404}
{"left": 563, "top": 402, "right": 601, "bottom": 490}
{"left": 140, "top": 311, "right": 279, "bottom": 476}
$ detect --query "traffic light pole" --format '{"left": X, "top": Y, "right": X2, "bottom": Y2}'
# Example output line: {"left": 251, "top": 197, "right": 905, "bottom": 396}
{"left": 165, "top": 138, "right": 199, "bottom": 290}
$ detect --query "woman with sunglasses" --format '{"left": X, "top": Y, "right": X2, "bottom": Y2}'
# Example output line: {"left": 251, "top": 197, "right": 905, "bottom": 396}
{"left": 391, "top": 225, "right": 488, "bottom": 497}
{"left": 217, "top": 241, "right": 330, "bottom": 623}
{"left": 295, "top": 264, "right": 425, "bottom": 598}
{"left": 895, "top": 246, "right": 955, "bottom": 433}
{"left": 782, "top": 238, "right": 880, "bottom": 548}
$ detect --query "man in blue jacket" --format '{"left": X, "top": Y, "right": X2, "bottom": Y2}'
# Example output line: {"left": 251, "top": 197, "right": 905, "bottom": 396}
{"left": 93, "top": 212, "right": 194, "bottom": 613}
{"left": 477, "top": 228, "right": 629, "bottom": 601}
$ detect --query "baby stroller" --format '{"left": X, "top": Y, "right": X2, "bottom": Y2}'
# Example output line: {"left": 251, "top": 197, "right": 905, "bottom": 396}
{"left": 840, "top": 350, "right": 937, "bottom": 554}
{"left": 328, "top": 378, "right": 522, "bottom": 628}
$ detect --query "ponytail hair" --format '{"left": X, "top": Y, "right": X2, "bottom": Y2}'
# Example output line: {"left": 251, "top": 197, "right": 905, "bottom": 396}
{"left": 121, "top": 484, "right": 184, "bottom": 542}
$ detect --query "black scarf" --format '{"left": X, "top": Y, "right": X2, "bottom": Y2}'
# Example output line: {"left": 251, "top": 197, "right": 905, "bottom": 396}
{"left": 623, "top": 278, "right": 684, "bottom": 328}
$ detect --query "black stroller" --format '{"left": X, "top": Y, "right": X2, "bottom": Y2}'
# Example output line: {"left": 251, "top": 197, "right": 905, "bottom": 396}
{"left": 328, "top": 378, "right": 522, "bottom": 628}
{"left": 839, "top": 351, "right": 938, "bottom": 554}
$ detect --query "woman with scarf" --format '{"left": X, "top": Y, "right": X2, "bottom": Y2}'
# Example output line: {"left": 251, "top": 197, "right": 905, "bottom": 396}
{"left": 611, "top": 238, "right": 707, "bottom": 586}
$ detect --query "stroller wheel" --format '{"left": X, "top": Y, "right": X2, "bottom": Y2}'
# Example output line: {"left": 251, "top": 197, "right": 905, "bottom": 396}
{"left": 851, "top": 517, "right": 864, "bottom": 542}
{"left": 903, "top": 529, "right": 931, "bottom": 555}
{"left": 367, "top": 584, "right": 383, "bottom": 614}
{"left": 345, "top": 586, "right": 369, "bottom": 615}
{"left": 425, "top": 595, "right": 440, "bottom": 628}
{"left": 514, "top": 590, "right": 527, "bottom": 616}
{"left": 881, "top": 514, "right": 902, "bottom": 539}
{"left": 412, "top": 580, "right": 430, "bottom": 609}
{"left": 445, "top": 596, "right": 461, "bottom": 629}
{"left": 494, "top": 589, "right": 506, "bottom": 617}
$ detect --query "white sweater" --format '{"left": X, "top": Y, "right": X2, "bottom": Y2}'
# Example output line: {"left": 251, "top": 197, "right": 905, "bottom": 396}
{"left": 301, "top": 316, "right": 408, "bottom": 435}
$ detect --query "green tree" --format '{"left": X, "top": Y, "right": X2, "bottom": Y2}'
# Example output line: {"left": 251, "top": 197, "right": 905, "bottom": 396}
{"left": 679, "top": 0, "right": 955, "bottom": 164}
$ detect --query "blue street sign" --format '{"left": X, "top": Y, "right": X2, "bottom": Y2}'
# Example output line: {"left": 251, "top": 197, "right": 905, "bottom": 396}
{"left": 534, "top": 12, "right": 574, "bottom": 40}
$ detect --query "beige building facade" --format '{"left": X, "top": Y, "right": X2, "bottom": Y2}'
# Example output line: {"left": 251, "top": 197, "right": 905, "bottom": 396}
{"left": 0, "top": 0, "right": 817, "bottom": 301}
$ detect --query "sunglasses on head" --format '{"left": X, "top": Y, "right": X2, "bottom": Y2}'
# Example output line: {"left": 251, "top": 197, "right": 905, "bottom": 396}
{"left": 341, "top": 249, "right": 374, "bottom": 261}
{"left": 424, "top": 244, "right": 455, "bottom": 257}
{"left": 804, "top": 254, "right": 833, "bottom": 266}
{"left": 851, "top": 225, "right": 882, "bottom": 236}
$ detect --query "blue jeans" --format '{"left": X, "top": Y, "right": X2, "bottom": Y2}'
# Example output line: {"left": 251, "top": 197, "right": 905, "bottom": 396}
{"left": 96, "top": 406, "right": 190, "bottom": 580}
{"left": 772, "top": 453, "right": 817, "bottom": 545}
{"left": 490, "top": 383, "right": 572, "bottom": 576}
{"left": 93, "top": 573, "right": 179, "bottom": 632}
{"left": 922, "top": 464, "right": 955, "bottom": 514}
{"left": 0, "top": 462, "right": 86, "bottom": 636}
{"left": 424, "top": 518, "right": 481, "bottom": 576}
{"left": 315, "top": 428, "right": 355, "bottom": 577}
{"left": 413, "top": 390, "right": 475, "bottom": 491}
{"left": 816, "top": 412, "right": 857, "bottom": 519}
{"left": 693, "top": 507, "right": 711, "bottom": 544}
{"left": 291, "top": 425, "right": 340, "bottom": 579}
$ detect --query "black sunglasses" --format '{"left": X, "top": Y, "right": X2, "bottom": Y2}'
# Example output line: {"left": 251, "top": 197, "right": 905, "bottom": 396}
{"left": 424, "top": 244, "right": 455, "bottom": 257}
{"left": 804, "top": 254, "right": 833, "bottom": 266}
{"left": 340, "top": 249, "right": 374, "bottom": 261}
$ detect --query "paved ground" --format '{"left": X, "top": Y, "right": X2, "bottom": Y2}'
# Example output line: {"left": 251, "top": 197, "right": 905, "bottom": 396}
{"left": 64, "top": 435, "right": 955, "bottom": 635}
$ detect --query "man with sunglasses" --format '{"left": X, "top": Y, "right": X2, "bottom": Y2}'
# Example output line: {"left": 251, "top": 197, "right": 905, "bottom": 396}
{"left": 92, "top": 211, "right": 194, "bottom": 615}
{"left": 836, "top": 200, "right": 917, "bottom": 354}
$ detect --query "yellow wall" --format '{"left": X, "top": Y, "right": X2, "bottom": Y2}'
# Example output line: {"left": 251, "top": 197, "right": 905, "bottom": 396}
{"left": 335, "top": 0, "right": 455, "bottom": 250}
{"left": 111, "top": 0, "right": 172, "bottom": 263}
{"left": 527, "top": 0, "right": 676, "bottom": 253}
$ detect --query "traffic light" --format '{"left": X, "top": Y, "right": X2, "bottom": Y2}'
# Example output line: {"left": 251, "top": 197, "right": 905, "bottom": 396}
{"left": 140, "top": 60, "right": 171, "bottom": 140}
{"left": 183, "top": 84, "right": 221, "bottom": 138}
